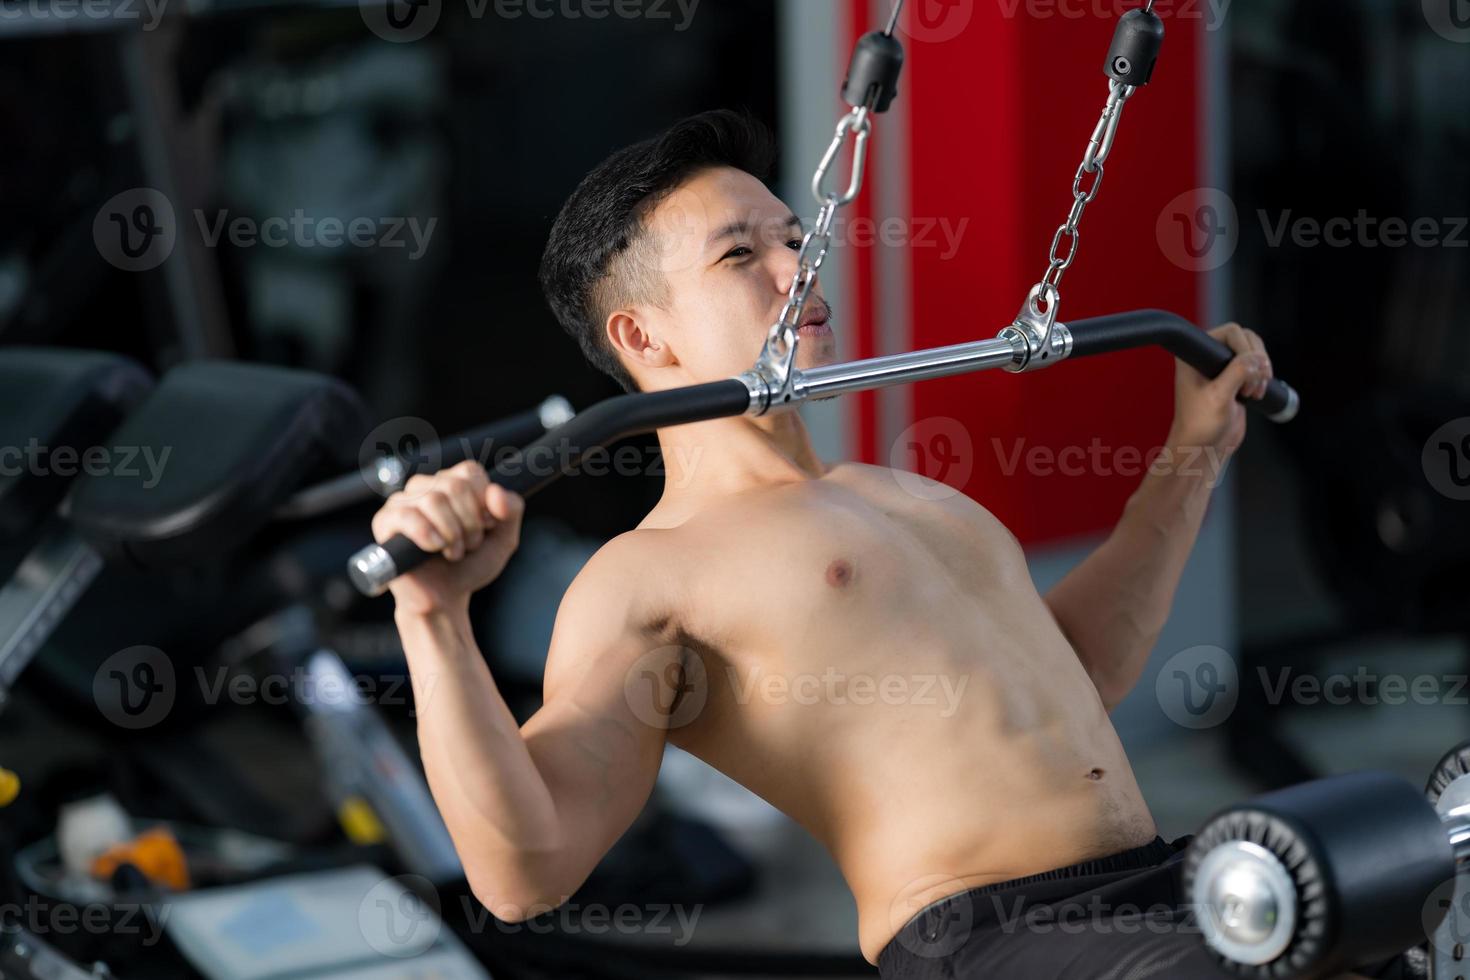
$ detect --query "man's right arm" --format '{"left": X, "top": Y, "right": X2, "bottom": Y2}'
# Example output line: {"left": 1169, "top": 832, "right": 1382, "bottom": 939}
{"left": 374, "top": 463, "right": 671, "bottom": 921}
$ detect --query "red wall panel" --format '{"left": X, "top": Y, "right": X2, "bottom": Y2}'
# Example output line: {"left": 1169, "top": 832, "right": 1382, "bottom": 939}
{"left": 893, "top": 1, "right": 1203, "bottom": 544}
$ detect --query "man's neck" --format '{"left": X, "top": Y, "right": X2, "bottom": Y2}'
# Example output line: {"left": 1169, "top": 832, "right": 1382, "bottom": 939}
{"left": 649, "top": 411, "right": 827, "bottom": 524}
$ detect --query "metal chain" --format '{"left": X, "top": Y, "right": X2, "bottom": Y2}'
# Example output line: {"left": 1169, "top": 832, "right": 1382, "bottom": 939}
{"left": 765, "top": 108, "right": 871, "bottom": 365}
{"left": 1033, "top": 79, "right": 1136, "bottom": 301}
{"left": 748, "top": 0, "right": 904, "bottom": 405}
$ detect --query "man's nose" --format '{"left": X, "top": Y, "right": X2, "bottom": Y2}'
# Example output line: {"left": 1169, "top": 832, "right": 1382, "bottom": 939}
{"left": 768, "top": 240, "right": 803, "bottom": 294}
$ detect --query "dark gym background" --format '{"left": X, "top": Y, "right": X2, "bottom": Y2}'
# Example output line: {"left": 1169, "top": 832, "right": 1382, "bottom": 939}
{"left": 1, "top": 0, "right": 1468, "bottom": 975}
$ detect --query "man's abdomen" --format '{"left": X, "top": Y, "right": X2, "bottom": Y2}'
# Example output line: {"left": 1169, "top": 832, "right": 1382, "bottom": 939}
{"left": 829, "top": 693, "right": 1158, "bottom": 962}
{"left": 681, "top": 628, "right": 1157, "bottom": 963}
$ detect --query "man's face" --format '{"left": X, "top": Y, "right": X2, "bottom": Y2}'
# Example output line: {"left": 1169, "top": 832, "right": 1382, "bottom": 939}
{"left": 611, "top": 166, "right": 836, "bottom": 389}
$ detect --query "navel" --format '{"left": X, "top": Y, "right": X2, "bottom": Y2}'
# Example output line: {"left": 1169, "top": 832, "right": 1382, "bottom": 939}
{"left": 825, "top": 558, "right": 855, "bottom": 588}
{"left": 1087, "top": 768, "right": 1106, "bottom": 781}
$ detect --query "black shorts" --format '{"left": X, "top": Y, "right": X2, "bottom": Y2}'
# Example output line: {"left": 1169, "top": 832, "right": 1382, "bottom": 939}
{"left": 877, "top": 836, "right": 1422, "bottom": 980}
{"left": 876, "top": 836, "right": 1234, "bottom": 980}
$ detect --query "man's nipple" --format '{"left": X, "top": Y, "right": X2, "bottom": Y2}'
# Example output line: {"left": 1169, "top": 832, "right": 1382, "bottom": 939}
{"left": 825, "top": 558, "right": 855, "bottom": 588}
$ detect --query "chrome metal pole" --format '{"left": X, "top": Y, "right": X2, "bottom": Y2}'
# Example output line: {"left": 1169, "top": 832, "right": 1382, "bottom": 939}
{"left": 749, "top": 334, "right": 1024, "bottom": 412}
{"left": 1444, "top": 810, "right": 1470, "bottom": 865}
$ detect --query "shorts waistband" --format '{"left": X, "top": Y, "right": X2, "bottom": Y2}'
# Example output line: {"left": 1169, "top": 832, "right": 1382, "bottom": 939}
{"left": 879, "top": 836, "right": 1185, "bottom": 971}
{"left": 959, "top": 836, "right": 1178, "bottom": 896}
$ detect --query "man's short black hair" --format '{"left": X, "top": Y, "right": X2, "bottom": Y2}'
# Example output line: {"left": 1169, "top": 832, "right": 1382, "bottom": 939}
{"left": 540, "top": 109, "right": 778, "bottom": 392}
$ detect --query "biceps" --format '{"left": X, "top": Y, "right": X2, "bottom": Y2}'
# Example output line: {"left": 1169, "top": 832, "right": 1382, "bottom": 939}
{"left": 520, "top": 696, "right": 665, "bottom": 857}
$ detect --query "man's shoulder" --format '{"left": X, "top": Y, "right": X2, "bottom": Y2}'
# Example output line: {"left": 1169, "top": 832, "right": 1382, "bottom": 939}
{"left": 828, "top": 459, "right": 983, "bottom": 507}
{"left": 571, "top": 527, "right": 676, "bottom": 585}
{"left": 825, "top": 459, "right": 893, "bottom": 483}
{"left": 557, "top": 527, "right": 685, "bottom": 633}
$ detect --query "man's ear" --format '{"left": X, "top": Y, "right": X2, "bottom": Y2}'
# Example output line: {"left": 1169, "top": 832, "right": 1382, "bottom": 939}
{"left": 607, "top": 309, "right": 676, "bottom": 372}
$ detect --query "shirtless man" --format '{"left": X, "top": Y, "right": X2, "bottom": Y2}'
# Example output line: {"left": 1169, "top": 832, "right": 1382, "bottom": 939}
{"left": 370, "top": 111, "right": 1378, "bottom": 978}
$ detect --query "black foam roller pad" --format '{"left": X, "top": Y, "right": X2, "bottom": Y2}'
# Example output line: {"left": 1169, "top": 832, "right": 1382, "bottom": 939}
{"left": 1187, "top": 772, "right": 1453, "bottom": 978}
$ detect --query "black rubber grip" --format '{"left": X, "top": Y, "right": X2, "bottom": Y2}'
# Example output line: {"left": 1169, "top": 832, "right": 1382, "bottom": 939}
{"left": 1067, "top": 310, "right": 1299, "bottom": 421}
{"left": 363, "top": 379, "right": 752, "bottom": 590}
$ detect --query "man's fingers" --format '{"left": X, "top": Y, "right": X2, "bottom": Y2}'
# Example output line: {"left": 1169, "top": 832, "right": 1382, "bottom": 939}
{"left": 1208, "top": 322, "right": 1248, "bottom": 355}
{"left": 485, "top": 484, "right": 525, "bottom": 543}
{"left": 1242, "top": 329, "right": 1272, "bottom": 398}
{"left": 450, "top": 459, "right": 491, "bottom": 492}
{"left": 374, "top": 505, "right": 446, "bottom": 556}
{"left": 415, "top": 490, "right": 468, "bottom": 561}
{"left": 1209, "top": 323, "right": 1272, "bottom": 398}
{"left": 1216, "top": 352, "right": 1268, "bottom": 402}
{"left": 1241, "top": 327, "right": 1265, "bottom": 355}
{"left": 444, "top": 474, "right": 489, "bottom": 552}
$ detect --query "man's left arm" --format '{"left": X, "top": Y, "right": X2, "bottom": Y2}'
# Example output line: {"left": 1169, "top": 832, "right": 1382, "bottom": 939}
{"left": 1044, "top": 323, "right": 1274, "bottom": 710}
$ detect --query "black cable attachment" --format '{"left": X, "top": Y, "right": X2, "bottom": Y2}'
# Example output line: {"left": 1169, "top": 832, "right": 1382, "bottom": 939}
{"left": 1103, "top": 8, "right": 1165, "bottom": 86}
{"left": 842, "top": 31, "right": 905, "bottom": 113}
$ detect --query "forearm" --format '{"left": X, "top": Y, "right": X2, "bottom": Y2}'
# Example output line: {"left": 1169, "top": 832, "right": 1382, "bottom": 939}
{"left": 1045, "top": 450, "right": 1216, "bottom": 707}
{"left": 395, "top": 608, "right": 564, "bottom": 900}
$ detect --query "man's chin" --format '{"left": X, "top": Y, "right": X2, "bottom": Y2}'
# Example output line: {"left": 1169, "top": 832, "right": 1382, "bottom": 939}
{"left": 794, "top": 336, "right": 840, "bottom": 372}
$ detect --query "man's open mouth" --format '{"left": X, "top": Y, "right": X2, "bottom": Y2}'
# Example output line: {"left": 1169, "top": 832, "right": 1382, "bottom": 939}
{"left": 798, "top": 307, "right": 833, "bottom": 337}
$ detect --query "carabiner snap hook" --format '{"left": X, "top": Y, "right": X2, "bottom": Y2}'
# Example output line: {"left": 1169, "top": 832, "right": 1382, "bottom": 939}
{"left": 812, "top": 108, "right": 873, "bottom": 208}
{"left": 1082, "top": 81, "right": 1132, "bottom": 173}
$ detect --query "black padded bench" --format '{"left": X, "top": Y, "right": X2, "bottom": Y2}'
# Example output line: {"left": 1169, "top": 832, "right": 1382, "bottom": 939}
{"left": 0, "top": 348, "right": 152, "bottom": 543}
{"left": 68, "top": 361, "right": 370, "bottom": 570}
